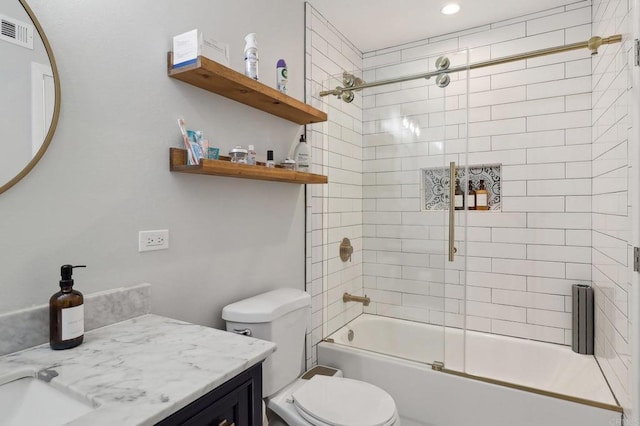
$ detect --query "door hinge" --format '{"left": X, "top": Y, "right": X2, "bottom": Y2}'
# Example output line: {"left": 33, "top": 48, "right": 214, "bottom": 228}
{"left": 635, "top": 39, "right": 640, "bottom": 67}
{"left": 634, "top": 247, "right": 640, "bottom": 272}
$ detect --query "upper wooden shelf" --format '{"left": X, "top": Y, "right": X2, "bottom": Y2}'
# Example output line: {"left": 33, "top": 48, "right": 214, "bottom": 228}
{"left": 169, "top": 148, "right": 328, "bottom": 185}
{"left": 167, "top": 53, "right": 327, "bottom": 125}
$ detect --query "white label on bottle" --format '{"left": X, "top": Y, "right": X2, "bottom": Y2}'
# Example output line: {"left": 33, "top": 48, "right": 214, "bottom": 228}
{"left": 296, "top": 152, "right": 309, "bottom": 170}
{"left": 277, "top": 67, "right": 288, "bottom": 93}
{"left": 477, "top": 193, "right": 488, "bottom": 207}
{"left": 455, "top": 194, "right": 464, "bottom": 208}
{"left": 467, "top": 194, "right": 476, "bottom": 208}
{"left": 61, "top": 305, "right": 84, "bottom": 341}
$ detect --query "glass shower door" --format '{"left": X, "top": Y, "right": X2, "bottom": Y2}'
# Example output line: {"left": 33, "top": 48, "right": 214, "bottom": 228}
{"left": 438, "top": 47, "right": 470, "bottom": 373}
{"left": 317, "top": 59, "right": 450, "bottom": 367}
{"left": 417, "top": 47, "right": 470, "bottom": 371}
{"left": 316, "top": 46, "right": 469, "bottom": 371}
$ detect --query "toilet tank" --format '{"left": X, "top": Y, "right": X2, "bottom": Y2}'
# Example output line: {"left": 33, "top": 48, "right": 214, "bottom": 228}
{"left": 222, "top": 288, "right": 311, "bottom": 397}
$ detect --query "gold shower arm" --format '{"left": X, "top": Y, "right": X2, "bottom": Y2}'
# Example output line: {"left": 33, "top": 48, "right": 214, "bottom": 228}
{"left": 320, "top": 35, "right": 622, "bottom": 98}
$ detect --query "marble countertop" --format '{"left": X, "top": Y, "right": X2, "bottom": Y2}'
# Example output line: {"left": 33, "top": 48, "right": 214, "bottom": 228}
{"left": 0, "top": 314, "right": 276, "bottom": 425}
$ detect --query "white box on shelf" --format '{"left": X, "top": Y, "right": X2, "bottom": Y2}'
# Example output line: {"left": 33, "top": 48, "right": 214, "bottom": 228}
{"left": 172, "top": 29, "right": 229, "bottom": 68}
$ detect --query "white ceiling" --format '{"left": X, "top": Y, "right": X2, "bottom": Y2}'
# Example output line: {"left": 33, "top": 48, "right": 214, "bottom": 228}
{"left": 306, "top": 0, "right": 585, "bottom": 52}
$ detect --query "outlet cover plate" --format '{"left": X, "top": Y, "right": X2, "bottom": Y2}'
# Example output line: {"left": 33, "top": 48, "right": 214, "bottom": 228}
{"left": 138, "top": 230, "right": 169, "bottom": 252}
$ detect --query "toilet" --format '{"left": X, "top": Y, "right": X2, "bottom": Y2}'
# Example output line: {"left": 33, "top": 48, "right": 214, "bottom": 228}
{"left": 222, "top": 288, "right": 400, "bottom": 426}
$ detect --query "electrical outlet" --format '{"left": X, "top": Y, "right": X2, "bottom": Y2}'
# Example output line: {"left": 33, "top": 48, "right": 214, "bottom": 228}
{"left": 138, "top": 230, "right": 169, "bottom": 252}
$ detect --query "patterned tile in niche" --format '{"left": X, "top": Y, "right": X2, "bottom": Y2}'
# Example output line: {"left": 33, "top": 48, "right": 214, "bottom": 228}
{"left": 422, "top": 168, "right": 451, "bottom": 210}
{"left": 421, "top": 164, "right": 501, "bottom": 211}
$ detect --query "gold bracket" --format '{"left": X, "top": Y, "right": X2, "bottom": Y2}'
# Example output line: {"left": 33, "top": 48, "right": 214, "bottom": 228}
{"left": 432, "top": 361, "right": 445, "bottom": 371}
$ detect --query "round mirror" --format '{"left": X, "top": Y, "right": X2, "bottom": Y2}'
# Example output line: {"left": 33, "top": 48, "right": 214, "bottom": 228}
{"left": 0, "top": 0, "right": 60, "bottom": 195}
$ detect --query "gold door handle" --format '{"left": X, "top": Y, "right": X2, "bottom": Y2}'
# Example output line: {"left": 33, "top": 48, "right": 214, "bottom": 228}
{"left": 449, "top": 161, "right": 456, "bottom": 262}
{"left": 218, "top": 420, "right": 235, "bottom": 426}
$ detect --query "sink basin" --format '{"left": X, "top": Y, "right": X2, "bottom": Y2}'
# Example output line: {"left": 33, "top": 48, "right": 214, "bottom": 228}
{"left": 0, "top": 375, "right": 95, "bottom": 425}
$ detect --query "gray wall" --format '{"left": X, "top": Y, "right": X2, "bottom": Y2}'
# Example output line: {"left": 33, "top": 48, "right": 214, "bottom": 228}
{"left": 0, "top": 0, "right": 307, "bottom": 329}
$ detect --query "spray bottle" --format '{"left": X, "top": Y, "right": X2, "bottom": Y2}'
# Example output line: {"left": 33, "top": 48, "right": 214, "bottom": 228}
{"left": 244, "top": 33, "right": 259, "bottom": 80}
{"left": 276, "top": 59, "right": 287, "bottom": 94}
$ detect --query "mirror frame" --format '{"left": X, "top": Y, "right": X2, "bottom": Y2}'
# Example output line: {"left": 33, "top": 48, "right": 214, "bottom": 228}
{"left": 0, "top": 0, "right": 61, "bottom": 195}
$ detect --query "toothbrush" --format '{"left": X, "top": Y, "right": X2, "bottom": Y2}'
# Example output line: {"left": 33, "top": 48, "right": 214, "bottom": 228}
{"left": 177, "top": 118, "right": 199, "bottom": 165}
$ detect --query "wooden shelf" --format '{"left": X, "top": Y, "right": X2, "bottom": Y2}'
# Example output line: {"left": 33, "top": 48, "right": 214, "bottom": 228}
{"left": 169, "top": 148, "right": 328, "bottom": 184}
{"left": 167, "top": 53, "right": 327, "bottom": 125}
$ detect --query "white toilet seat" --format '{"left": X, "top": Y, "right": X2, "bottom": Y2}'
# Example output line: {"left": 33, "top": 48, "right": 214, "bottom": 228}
{"left": 291, "top": 375, "right": 398, "bottom": 426}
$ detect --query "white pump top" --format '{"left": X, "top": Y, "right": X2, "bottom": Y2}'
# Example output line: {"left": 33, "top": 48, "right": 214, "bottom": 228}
{"left": 222, "top": 288, "right": 310, "bottom": 323}
{"left": 244, "top": 33, "right": 257, "bottom": 51}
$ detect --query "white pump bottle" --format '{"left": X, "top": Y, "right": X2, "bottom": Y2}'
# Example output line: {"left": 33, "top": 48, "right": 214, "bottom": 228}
{"left": 244, "top": 33, "right": 259, "bottom": 80}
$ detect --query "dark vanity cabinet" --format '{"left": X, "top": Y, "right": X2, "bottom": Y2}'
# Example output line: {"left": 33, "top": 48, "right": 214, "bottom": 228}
{"left": 157, "top": 363, "right": 263, "bottom": 426}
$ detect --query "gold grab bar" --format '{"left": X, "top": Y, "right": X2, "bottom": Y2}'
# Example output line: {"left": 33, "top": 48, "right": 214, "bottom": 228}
{"left": 449, "top": 162, "right": 456, "bottom": 262}
{"left": 343, "top": 292, "right": 370, "bottom": 306}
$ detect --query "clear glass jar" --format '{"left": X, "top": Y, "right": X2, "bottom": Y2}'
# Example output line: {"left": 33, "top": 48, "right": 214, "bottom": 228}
{"left": 229, "top": 146, "right": 248, "bottom": 164}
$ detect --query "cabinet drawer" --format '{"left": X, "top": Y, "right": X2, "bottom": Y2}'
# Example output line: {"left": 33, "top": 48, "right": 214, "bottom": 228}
{"left": 157, "top": 363, "right": 262, "bottom": 426}
{"left": 183, "top": 377, "right": 252, "bottom": 426}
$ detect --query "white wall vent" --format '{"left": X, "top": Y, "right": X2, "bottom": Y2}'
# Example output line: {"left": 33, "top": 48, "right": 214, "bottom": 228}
{"left": 0, "top": 14, "right": 33, "bottom": 49}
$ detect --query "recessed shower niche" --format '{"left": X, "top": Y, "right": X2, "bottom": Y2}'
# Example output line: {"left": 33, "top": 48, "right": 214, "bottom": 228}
{"left": 421, "top": 164, "right": 501, "bottom": 211}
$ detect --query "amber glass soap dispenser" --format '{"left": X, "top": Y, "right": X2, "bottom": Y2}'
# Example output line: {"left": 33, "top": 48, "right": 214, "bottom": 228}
{"left": 50, "top": 264, "right": 86, "bottom": 350}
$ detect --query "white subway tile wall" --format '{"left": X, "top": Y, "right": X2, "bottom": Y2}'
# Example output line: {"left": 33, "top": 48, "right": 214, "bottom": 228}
{"left": 305, "top": 4, "right": 364, "bottom": 369}
{"left": 360, "top": 3, "right": 594, "bottom": 347}
{"left": 591, "top": 0, "right": 632, "bottom": 413}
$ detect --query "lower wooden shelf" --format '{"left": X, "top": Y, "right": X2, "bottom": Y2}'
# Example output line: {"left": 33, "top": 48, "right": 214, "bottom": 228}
{"left": 169, "top": 148, "right": 328, "bottom": 184}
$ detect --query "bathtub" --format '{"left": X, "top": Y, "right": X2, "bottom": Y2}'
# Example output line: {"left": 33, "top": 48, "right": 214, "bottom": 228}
{"left": 318, "top": 314, "right": 622, "bottom": 426}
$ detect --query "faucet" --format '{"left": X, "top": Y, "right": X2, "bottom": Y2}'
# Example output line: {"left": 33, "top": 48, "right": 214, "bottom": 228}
{"left": 343, "top": 292, "right": 370, "bottom": 306}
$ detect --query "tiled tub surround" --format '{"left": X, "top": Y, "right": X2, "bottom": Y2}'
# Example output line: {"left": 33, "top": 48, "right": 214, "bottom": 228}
{"left": 304, "top": 0, "right": 638, "bottom": 421}
{"left": 0, "top": 283, "right": 151, "bottom": 356}
{"left": 360, "top": 3, "right": 595, "bottom": 345}
{"left": 0, "top": 314, "right": 275, "bottom": 425}
{"left": 305, "top": 2, "right": 637, "bottom": 417}
{"left": 590, "top": 0, "right": 633, "bottom": 414}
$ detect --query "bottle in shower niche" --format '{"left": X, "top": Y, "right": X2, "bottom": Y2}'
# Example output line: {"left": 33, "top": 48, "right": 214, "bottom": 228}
{"left": 50, "top": 265, "right": 86, "bottom": 350}
{"left": 293, "top": 134, "right": 309, "bottom": 172}
{"left": 454, "top": 179, "right": 464, "bottom": 210}
{"left": 244, "top": 33, "right": 259, "bottom": 80}
{"left": 467, "top": 181, "right": 476, "bottom": 211}
{"left": 476, "top": 179, "right": 489, "bottom": 210}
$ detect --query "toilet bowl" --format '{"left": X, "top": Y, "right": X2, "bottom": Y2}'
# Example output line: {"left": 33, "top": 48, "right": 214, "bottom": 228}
{"left": 222, "top": 288, "right": 400, "bottom": 426}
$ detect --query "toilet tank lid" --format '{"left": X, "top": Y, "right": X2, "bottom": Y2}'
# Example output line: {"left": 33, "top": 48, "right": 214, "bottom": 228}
{"left": 222, "top": 288, "right": 311, "bottom": 323}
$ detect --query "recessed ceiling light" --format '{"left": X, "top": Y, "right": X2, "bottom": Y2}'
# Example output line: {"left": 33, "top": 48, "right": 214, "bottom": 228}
{"left": 441, "top": 3, "right": 460, "bottom": 15}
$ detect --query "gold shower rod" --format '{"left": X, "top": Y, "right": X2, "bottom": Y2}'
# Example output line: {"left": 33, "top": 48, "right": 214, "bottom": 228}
{"left": 319, "top": 34, "right": 622, "bottom": 98}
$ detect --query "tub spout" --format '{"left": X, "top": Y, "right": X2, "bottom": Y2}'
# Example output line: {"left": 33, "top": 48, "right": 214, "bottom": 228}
{"left": 343, "top": 292, "right": 370, "bottom": 306}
